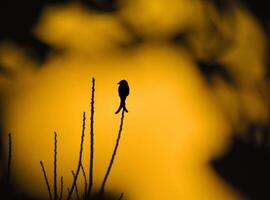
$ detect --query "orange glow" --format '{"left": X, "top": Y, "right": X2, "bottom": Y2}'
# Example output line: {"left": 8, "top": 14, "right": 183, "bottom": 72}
{"left": 0, "top": 2, "right": 268, "bottom": 200}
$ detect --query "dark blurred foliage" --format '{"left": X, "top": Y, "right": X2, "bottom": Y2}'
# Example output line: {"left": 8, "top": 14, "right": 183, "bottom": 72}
{"left": 81, "top": 0, "right": 119, "bottom": 12}
{"left": 212, "top": 124, "right": 270, "bottom": 200}
{"left": 196, "top": 60, "right": 236, "bottom": 86}
{"left": 210, "top": 0, "right": 270, "bottom": 27}
{"left": 0, "top": 0, "right": 119, "bottom": 41}
{"left": 0, "top": 0, "right": 120, "bottom": 64}
{"left": 0, "top": 0, "right": 70, "bottom": 63}
{"left": 206, "top": 1, "right": 270, "bottom": 200}
{"left": 206, "top": 0, "right": 270, "bottom": 79}
{"left": 211, "top": 0, "right": 234, "bottom": 14}
{"left": 244, "top": 0, "right": 270, "bottom": 27}
{"left": 0, "top": 0, "right": 270, "bottom": 199}
{"left": 242, "top": 0, "right": 270, "bottom": 79}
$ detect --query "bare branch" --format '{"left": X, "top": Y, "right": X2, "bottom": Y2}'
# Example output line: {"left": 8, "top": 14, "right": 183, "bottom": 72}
{"left": 99, "top": 110, "right": 125, "bottom": 195}
{"left": 40, "top": 161, "right": 53, "bottom": 200}
{"left": 66, "top": 112, "right": 86, "bottom": 200}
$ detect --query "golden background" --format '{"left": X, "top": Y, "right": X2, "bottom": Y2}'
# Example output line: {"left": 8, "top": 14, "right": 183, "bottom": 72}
{"left": 0, "top": 0, "right": 268, "bottom": 199}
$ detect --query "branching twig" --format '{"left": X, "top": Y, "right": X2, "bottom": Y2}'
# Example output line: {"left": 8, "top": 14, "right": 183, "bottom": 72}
{"left": 88, "top": 77, "right": 95, "bottom": 198}
{"left": 80, "top": 164, "right": 88, "bottom": 200}
{"left": 40, "top": 161, "right": 53, "bottom": 200}
{"left": 38, "top": 78, "right": 128, "bottom": 200}
{"left": 99, "top": 110, "right": 125, "bottom": 195}
{"left": 59, "top": 176, "right": 64, "bottom": 200}
{"left": 66, "top": 112, "right": 86, "bottom": 200}
{"left": 71, "top": 171, "right": 80, "bottom": 200}
{"left": 54, "top": 132, "right": 58, "bottom": 200}
{"left": 7, "top": 133, "right": 12, "bottom": 186}
{"left": 67, "top": 188, "right": 72, "bottom": 200}
{"left": 118, "top": 193, "right": 124, "bottom": 200}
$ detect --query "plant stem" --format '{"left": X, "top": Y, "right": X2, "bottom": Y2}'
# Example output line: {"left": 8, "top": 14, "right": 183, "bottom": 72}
{"left": 80, "top": 164, "right": 88, "bottom": 200}
{"left": 99, "top": 110, "right": 125, "bottom": 195}
{"left": 59, "top": 176, "right": 64, "bottom": 200}
{"left": 71, "top": 171, "right": 80, "bottom": 200}
{"left": 118, "top": 193, "right": 124, "bottom": 200}
{"left": 88, "top": 77, "right": 95, "bottom": 198}
{"left": 40, "top": 161, "right": 53, "bottom": 200}
{"left": 54, "top": 132, "right": 58, "bottom": 200}
{"left": 66, "top": 112, "right": 86, "bottom": 200}
{"left": 7, "top": 133, "right": 12, "bottom": 186}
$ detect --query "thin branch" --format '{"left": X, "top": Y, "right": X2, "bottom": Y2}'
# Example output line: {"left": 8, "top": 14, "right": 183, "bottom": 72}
{"left": 71, "top": 171, "right": 80, "bottom": 200}
{"left": 80, "top": 164, "right": 88, "bottom": 200}
{"left": 54, "top": 132, "right": 58, "bottom": 200}
{"left": 88, "top": 77, "right": 95, "bottom": 198}
{"left": 7, "top": 133, "right": 12, "bottom": 186}
{"left": 59, "top": 176, "right": 64, "bottom": 200}
{"left": 99, "top": 110, "right": 125, "bottom": 195}
{"left": 118, "top": 193, "right": 124, "bottom": 200}
{"left": 67, "top": 188, "right": 72, "bottom": 200}
{"left": 66, "top": 112, "right": 86, "bottom": 200}
{"left": 40, "top": 161, "right": 53, "bottom": 200}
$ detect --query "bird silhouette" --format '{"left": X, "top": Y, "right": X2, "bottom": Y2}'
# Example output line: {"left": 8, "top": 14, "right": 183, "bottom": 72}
{"left": 115, "top": 80, "right": 129, "bottom": 114}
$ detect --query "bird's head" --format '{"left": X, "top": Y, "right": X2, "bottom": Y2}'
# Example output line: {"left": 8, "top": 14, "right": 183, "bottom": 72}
{"left": 118, "top": 80, "right": 128, "bottom": 85}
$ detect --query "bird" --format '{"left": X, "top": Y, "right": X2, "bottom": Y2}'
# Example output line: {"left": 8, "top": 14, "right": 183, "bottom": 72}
{"left": 115, "top": 80, "right": 129, "bottom": 114}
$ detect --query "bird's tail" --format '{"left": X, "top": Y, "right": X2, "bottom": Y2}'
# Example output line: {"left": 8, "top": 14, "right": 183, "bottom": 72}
{"left": 115, "top": 101, "right": 128, "bottom": 114}
{"left": 123, "top": 104, "right": 128, "bottom": 113}
{"left": 115, "top": 105, "right": 122, "bottom": 114}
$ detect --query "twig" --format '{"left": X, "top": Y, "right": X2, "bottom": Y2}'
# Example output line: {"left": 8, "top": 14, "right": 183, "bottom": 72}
{"left": 40, "top": 161, "right": 53, "bottom": 200}
{"left": 66, "top": 112, "right": 86, "bottom": 200}
{"left": 71, "top": 171, "right": 80, "bottom": 200}
{"left": 67, "top": 188, "right": 72, "bottom": 200}
{"left": 54, "top": 132, "right": 58, "bottom": 200}
{"left": 99, "top": 110, "right": 125, "bottom": 195}
{"left": 7, "top": 133, "right": 12, "bottom": 186}
{"left": 118, "top": 193, "right": 124, "bottom": 200}
{"left": 88, "top": 77, "right": 95, "bottom": 198}
{"left": 80, "top": 164, "right": 88, "bottom": 200}
{"left": 59, "top": 176, "right": 64, "bottom": 200}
